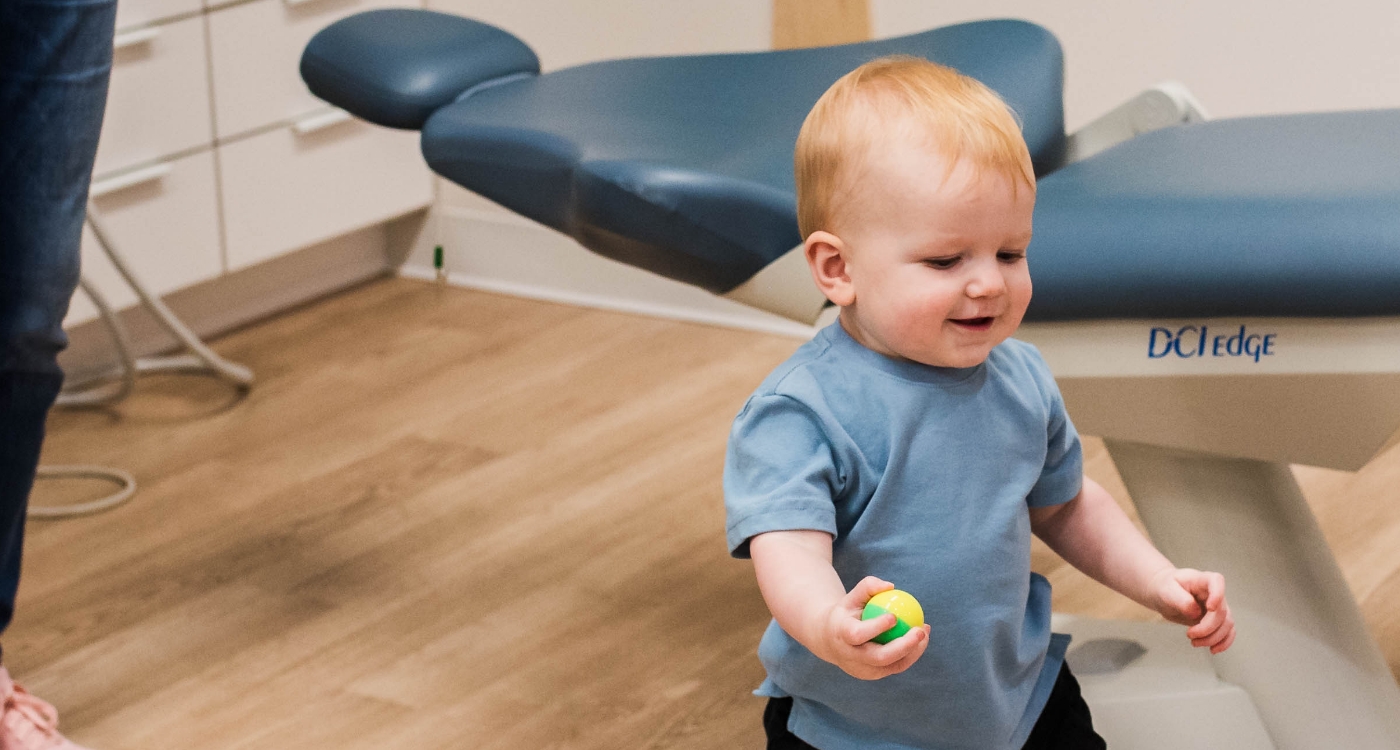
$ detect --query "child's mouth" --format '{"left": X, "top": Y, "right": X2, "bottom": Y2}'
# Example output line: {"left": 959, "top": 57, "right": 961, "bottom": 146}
{"left": 949, "top": 316, "right": 995, "bottom": 331}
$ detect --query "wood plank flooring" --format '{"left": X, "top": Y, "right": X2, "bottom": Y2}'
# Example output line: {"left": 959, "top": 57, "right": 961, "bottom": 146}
{"left": 22, "top": 278, "right": 1400, "bottom": 748}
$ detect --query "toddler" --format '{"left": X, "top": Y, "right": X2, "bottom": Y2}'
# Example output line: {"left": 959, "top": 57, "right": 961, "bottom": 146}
{"left": 723, "top": 56, "right": 1236, "bottom": 750}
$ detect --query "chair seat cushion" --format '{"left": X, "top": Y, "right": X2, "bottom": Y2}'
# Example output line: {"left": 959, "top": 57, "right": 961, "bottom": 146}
{"left": 1028, "top": 110, "right": 1400, "bottom": 320}
{"left": 421, "top": 20, "right": 1066, "bottom": 294}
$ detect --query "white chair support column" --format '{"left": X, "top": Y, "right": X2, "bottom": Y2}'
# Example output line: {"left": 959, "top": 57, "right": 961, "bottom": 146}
{"left": 1107, "top": 440, "right": 1400, "bottom": 750}
{"left": 1015, "top": 314, "right": 1400, "bottom": 750}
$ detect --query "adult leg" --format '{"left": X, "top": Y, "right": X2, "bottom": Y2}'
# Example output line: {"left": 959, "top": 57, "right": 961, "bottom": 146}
{"left": 0, "top": 0, "right": 116, "bottom": 633}
{"left": 0, "top": 0, "right": 115, "bottom": 746}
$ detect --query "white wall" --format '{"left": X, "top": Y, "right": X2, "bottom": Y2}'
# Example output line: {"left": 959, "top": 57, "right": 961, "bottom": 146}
{"left": 874, "top": 0, "right": 1400, "bottom": 131}
{"left": 425, "top": 0, "right": 770, "bottom": 71}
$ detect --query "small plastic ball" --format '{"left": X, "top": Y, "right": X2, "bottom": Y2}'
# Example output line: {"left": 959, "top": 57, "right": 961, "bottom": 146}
{"left": 861, "top": 589, "right": 925, "bottom": 644}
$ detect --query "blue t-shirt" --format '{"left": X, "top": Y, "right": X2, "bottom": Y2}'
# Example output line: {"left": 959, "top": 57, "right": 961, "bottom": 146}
{"left": 724, "top": 321, "right": 1083, "bottom": 750}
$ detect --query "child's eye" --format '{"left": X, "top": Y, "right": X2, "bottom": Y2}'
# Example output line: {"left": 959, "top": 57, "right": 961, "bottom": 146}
{"left": 997, "top": 251, "right": 1026, "bottom": 263}
{"left": 923, "top": 256, "right": 960, "bottom": 269}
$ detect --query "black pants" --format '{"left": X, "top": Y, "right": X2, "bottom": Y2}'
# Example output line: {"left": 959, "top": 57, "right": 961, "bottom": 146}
{"left": 763, "top": 664, "right": 1107, "bottom": 749}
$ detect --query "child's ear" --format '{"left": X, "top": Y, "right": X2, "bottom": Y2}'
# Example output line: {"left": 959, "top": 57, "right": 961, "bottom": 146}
{"left": 805, "top": 231, "right": 856, "bottom": 307}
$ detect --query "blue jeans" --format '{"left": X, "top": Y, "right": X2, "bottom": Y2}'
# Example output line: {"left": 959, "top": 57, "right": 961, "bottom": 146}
{"left": 0, "top": 0, "right": 116, "bottom": 634}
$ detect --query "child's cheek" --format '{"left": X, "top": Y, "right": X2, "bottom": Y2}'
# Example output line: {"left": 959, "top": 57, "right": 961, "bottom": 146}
{"left": 911, "top": 287, "right": 954, "bottom": 323}
{"left": 902, "top": 295, "right": 950, "bottom": 346}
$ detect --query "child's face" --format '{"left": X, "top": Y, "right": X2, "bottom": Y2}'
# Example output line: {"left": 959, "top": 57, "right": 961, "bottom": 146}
{"left": 819, "top": 137, "right": 1034, "bottom": 368}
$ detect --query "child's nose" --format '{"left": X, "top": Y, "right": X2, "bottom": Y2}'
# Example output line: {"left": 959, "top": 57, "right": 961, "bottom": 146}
{"left": 966, "top": 262, "right": 1007, "bottom": 298}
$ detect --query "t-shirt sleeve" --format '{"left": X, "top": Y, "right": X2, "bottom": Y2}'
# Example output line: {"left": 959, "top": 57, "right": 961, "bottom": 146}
{"left": 724, "top": 394, "right": 842, "bottom": 559}
{"left": 1025, "top": 352, "right": 1084, "bottom": 508}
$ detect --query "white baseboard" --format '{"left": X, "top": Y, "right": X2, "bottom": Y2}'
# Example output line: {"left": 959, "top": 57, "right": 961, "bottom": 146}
{"left": 402, "top": 204, "right": 817, "bottom": 340}
{"left": 59, "top": 219, "right": 409, "bottom": 380}
{"left": 59, "top": 200, "right": 819, "bottom": 383}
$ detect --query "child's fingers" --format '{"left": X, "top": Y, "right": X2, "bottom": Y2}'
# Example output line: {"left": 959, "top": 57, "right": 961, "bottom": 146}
{"left": 1188, "top": 603, "right": 1234, "bottom": 649}
{"left": 1186, "top": 614, "right": 1216, "bottom": 640}
{"left": 1210, "top": 628, "right": 1237, "bottom": 654}
{"left": 1195, "top": 571, "right": 1226, "bottom": 611}
{"left": 1160, "top": 580, "right": 1201, "bottom": 623}
{"left": 881, "top": 626, "right": 932, "bottom": 675}
{"left": 1191, "top": 622, "right": 1231, "bottom": 650}
{"left": 843, "top": 613, "right": 898, "bottom": 646}
{"left": 1179, "top": 570, "right": 1225, "bottom": 611}
{"left": 841, "top": 576, "right": 894, "bottom": 612}
{"left": 858, "top": 624, "right": 928, "bottom": 667}
{"left": 1186, "top": 602, "right": 1230, "bottom": 640}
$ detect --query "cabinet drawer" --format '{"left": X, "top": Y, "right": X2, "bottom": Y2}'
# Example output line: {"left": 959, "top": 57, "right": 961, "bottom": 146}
{"left": 93, "top": 16, "right": 213, "bottom": 177}
{"left": 115, "top": 0, "right": 201, "bottom": 32}
{"left": 218, "top": 116, "right": 432, "bottom": 271}
{"left": 67, "top": 151, "right": 224, "bottom": 328}
{"left": 207, "top": 0, "right": 416, "bottom": 140}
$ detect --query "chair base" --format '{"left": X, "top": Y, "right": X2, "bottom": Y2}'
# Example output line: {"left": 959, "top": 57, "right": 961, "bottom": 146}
{"left": 1105, "top": 440, "right": 1400, "bottom": 750}
{"left": 1054, "top": 615, "right": 1274, "bottom": 750}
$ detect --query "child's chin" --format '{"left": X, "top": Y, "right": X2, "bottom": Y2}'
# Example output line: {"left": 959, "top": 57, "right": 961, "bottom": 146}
{"left": 915, "top": 348, "right": 992, "bottom": 369}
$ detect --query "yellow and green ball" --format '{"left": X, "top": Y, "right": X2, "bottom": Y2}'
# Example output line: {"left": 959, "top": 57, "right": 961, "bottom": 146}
{"left": 862, "top": 589, "right": 924, "bottom": 644}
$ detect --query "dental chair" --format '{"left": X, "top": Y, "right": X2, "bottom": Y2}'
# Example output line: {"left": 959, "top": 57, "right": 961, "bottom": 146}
{"left": 300, "top": 11, "right": 1400, "bottom": 749}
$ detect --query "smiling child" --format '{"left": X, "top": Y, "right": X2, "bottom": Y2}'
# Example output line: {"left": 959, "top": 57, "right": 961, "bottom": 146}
{"left": 723, "top": 56, "right": 1236, "bottom": 750}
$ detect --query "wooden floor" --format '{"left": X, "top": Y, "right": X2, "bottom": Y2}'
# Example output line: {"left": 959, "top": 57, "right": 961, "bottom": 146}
{"left": 23, "top": 278, "right": 1400, "bottom": 749}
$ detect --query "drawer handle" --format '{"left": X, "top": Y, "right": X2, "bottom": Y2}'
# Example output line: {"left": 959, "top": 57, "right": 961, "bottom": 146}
{"left": 113, "top": 26, "right": 161, "bottom": 51}
{"left": 292, "top": 108, "right": 353, "bottom": 136}
{"left": 90, "top": 163, "right": 173, "bottom": 198}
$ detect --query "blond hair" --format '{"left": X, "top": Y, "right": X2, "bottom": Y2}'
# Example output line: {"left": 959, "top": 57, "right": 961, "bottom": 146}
{"left": 794, "top": 55, "right": 1035, "bottom": 239}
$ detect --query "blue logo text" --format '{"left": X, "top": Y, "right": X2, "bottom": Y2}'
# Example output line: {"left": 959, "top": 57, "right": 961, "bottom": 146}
{"left": 1148, "top": 325, "right": 1276, "bottom": 362}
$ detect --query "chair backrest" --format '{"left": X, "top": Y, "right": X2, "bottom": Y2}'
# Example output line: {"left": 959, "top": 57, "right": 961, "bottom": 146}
{"left": 421, "top": 19, "right": 1068, "bottom": 292}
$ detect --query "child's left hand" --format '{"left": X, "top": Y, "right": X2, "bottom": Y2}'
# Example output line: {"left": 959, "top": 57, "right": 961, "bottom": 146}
{"left": 1149, "top": 567, "right": 1236, "bottom": 654}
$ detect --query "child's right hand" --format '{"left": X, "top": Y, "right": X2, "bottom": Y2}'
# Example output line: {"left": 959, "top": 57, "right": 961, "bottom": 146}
{"left": 817, "top": 576, "right": 931, "bottom": 680}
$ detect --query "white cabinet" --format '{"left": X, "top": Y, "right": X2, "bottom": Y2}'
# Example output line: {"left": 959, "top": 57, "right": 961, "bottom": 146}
{"left": 114, "top": 0, "right": 201, "bottom": 33}
{"left": 67, "top": 152, "right": 223, "bottom": 326}
{"left": 220, "top": 118, "right": 430, "bottom": 270}
{"left": 72, "top": 0, "right": 432, "bottom": 329}
{"left": 208, "top": 0, "right": 416, "bottom": 140}
{"left": 94, "top": 16, "right": 213, "bottom": 177}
